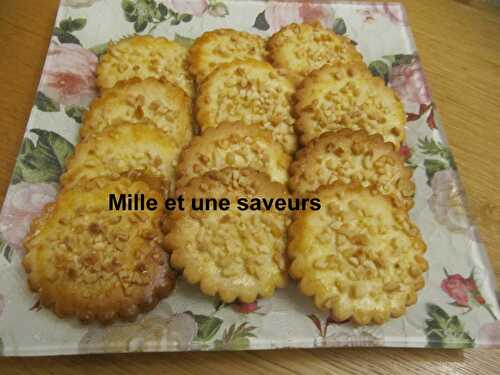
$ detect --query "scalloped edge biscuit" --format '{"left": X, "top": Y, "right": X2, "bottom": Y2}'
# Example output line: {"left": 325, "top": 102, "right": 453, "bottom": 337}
{"left": 23, "top": 178, "right": 176, "bottom": 324}
{"left": 188, "top": 28, "right": 267, "bottom": 84}
{"left": 81, "top": 77, "right": 193, "bottom": 147}
{"left": 165, "top": 167, "right": 289, "bottom": 303}
{"left": 61, "top": 122, "right": 180, "bottom": 194}
{"left": 267, "top": 22, "right": 364, "bottom": 86}
{"left": 294, "top": 61, "right": 406, "bottom": 147}
{"left": 196, "top": 59, "right": 297, "bottom": 153}
{"left": 176, "top": 122, "right": 291, "bottom": 187}
{"left": 288, "top": 183, "right": 428, "bottom": 325}
{"left": 97, "top": 35, "right": 193, "bottom": 97}
{"left": 289, "top": 129, "right": 415, "bottom": 210}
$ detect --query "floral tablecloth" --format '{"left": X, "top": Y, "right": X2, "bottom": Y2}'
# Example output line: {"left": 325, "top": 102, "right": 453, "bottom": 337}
{"left": 0, "top": 0, "right": 499, "bottom": 355}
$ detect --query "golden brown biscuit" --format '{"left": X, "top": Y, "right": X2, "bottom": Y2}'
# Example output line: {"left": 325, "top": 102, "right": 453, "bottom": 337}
{"left": 295, "top": 62, "right": 406, "bottom": 147}
{"left": 288, "top": 183, "right": 428, "bottom": 325}
{"left": 176, "top": 122, "right": 291, "bottom": 187}
{"left": 164, "top": 168, "right": 289, "bottom": 303}
{"left": 196, "top": 59, "right": 297, "bottom": 153}
{"left": 61, "top": 122, "right": 180, "bottom": 195}
{"left": 188, "top": 28, "right": 267, "bottom": 84}
{"left": 23, "top": 178, "right": 176, "bottom": 323}
{"left": 267, "top": 22, "right": 363, "bottom": 86}
{"left": 97, "top": 35, "right": 193, "bottom": 97}
{"left": 81, "top": 78, "right": 192, "bottom": 148}
{"left": 289, "top": 129, "right": 415, "bottom": 210}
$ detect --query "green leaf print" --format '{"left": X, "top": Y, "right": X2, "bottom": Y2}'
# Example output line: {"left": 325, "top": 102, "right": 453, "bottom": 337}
{"left": 418, "top": 137, "right": 448, "bottom": 158}
{"left": 54, "top": 28, "right": 81, "bottom": 45}
{"left": 253, "top": 11, "right": 270, "bottom": 31}
{"left": 208, "top": 1, "right": 229, "bottom": 17}
{"left": 122, "top": 0, "right": 135, "bottom": 14}
{"left": 0, "top": 238, "right": 14, "bottom": 263}
{"left": 122, "top": 0, "right": 192, "bottom": 33}
{"left": 59, "top": 17, "right": 87, "bottom": 32}
{"left": 368, "top": 54, "right": 417, "bottom": 87}
{"left": 368, "top": 60, "right": 390, "bottom": 84}
{"left": 89, "top": 42, "right": 109, "bottom": 58}
{"left": 193, "top": 314, "right": 223, "bottom": 342}
{"left": 425, "top": 304, "right": 474, "bottom": 348}
{"left": 382, "top": 54, "right": 415, "bottom": 67}
{"left": 418, "top": 137, "right": 456, "bottom": 182}
{"left": 214, "top": 322, "right": 256, "bottom": 350}
{"left": 54, "top": 17, "right": 87, "bottom": 45}
{"left": 423, "top": 159, "right": 448, "bottom": 184}
{"left": 158, "top": 3, "right": 169, "bottom": 18}
{"left": 65, "top": 106, "right": 86, "bottom": 124}
{"left": 179, "top": 14, "right": 193, "bottom": 22}
{"left": 12, "top": 129, "right": 74, "bottom": 184}
{"left": 332, "top": 18, "right": 347, "bottom": 35}
{"left": 122, "top": 0, "right": 159, "bottom": 32}
{"left": 174, "top": 34, "right": 195, "bottom": 49}
{"left": 35, "top": 91, "right": 60, "bottom": 112}
{"left": 418, "top": 137, "right": 455, "bottom": 167}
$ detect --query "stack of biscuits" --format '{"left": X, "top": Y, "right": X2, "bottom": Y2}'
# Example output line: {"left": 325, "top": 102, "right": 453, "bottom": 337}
{"left": 23, "top": 23, "right": 427, "bottom": 326}
{"left": 23, "top": 36, "right": 193, "bottom": 323}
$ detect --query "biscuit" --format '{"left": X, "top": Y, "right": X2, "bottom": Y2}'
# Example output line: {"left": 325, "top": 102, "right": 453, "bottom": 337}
{"left": 164, "top": 168, "right": 289, "bottom": 303}
{"left": 267, "top": 23, "right": 363, "bottom": 86}
{"left": 295, "top": 62, "right": 406, "bottom": 147}
{"left": 23, "top": 178, "right": 176, "bottom": 323}
{"left": 97, "top": 35, "right": 193, "bottom": 97}
{"left": 61, "top": 122, "right": 180, "bottom": 195}
{"left": 81, "top": 78, "right": 192, "bottom": 147}
{"left": 196, "top": 59, "right": 297, "bottom": 153}
{"left": 176, "top": 122, "right": 291, "bottom": 187}
{"left": 288, "top": 183, "right": 428, "bottom": 325}
{"left": 289, "top": 130, "right": 415, "bottom": 210}
{"left": 188, "top": 28, "right": 267, "bottom": 84}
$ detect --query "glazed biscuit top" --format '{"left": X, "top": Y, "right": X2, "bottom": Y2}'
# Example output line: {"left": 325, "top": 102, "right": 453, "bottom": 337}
{"left": 61, "top": 122, "right": 180, "bottom": 193}
{"left": 188, "top": 28, "right": 267, "bottom": 84}
{"left": 97, "top": 35, "right": 194, "bottom": 97}
{"left": 294, "top": 61, "right": 406, "bottom": 147}
{"left": 165, "top": 168, "right": 289, "bottom": 303}
{"left": 268, "top": 22, "right": 363, "bottom": 86}
{"left": 81, "top": 77, "right": 193, "bottom": 148}
{"left": 289, "top": 129, "right": 415, "bottom": 210}
{"left": 23, "top": 178, "right": 174, "bottom": 323}
{"left": 288, "top": 184, "right": 427, "bottom": 325}
{"left": 176, "top": 122, "right": 291, "bottom": 187}
{"left": 18, "top": 21, "right": 428, "bottom": 327}
{"left": 174, "top": 167, "right": 290, "bottom": 209}
{"left": 196, "top": 59, "right": 297, "bottom": 153}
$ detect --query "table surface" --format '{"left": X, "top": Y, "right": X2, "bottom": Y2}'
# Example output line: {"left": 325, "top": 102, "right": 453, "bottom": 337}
{"left": 1, "top": 0, "right": 500, "bottom": 373}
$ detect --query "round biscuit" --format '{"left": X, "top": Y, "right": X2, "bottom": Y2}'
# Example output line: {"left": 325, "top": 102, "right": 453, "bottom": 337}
{"left": 61, "top": 122, "right": 180, "bottom": 195}
{"left": 81, "top": 77, "right": 193, "bottom": 147}
{"left": 176, "top": 122, "right": 291, "bottom": 187}
{"left": 97, "top": 35, "right": 193, "bottom": 97}
{"left": 188, "top": 28, "right": 267, "bottom": 84}
{"left": 267, "top": 22, "right": 363, "bottom": 86}
{"left": 196, "top": 59, "right": 297, "bottom": 153}
{"left": 289, "top": 129, "right": 415, "bottom": 210}
{"left": 23, "top": 178, "right": 176, "bottom": 324}
{"left": 295, "top": 61, "right": 406, "bottom": 147}
{"left": 288, "top": 183, "right": 428, "bottom": 325}
{"left": 164, "top": 167, "right": 289, "bottom": 303}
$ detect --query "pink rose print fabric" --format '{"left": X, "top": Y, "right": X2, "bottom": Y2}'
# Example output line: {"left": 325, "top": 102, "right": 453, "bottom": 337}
{"left": 390, "top": 58, "right": 431, "bottom": 106}
{"left": 359, "top": 4, "right": 407, "bottom": 26}
{"left": 264, "top": 1, "right": 332, "bottom": 32}
{"left": 0, "top": 183, "right": 58, "bottom": 249}
{"left": 39, "top": 42, "right": 98, "bottom": 107}
{"left": 168, "top": 0, "right": 208, "bottom": 17}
